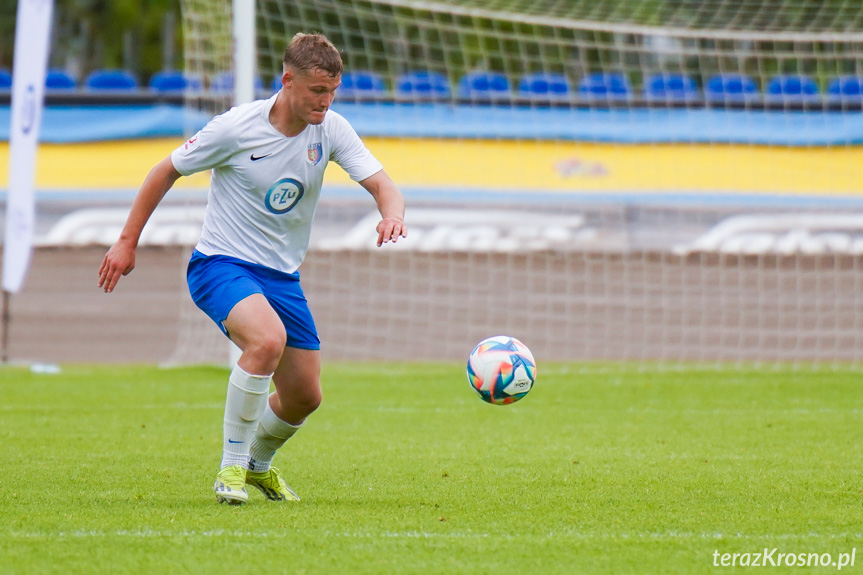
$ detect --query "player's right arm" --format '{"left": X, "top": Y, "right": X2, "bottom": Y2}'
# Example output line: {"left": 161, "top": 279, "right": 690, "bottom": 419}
{"left": 97, "top": 155, "right": 181, "bottom": 293}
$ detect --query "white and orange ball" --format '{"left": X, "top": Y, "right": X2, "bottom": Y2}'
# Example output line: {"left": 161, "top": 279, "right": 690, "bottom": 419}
{"left": 466, "top": 336, "right": 537, "bottom": 405}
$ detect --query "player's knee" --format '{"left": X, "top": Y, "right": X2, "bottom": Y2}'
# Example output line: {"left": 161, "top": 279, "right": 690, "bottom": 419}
{"left": 249, "top": 331, "right": 287, "bottom": 362}
{"left": 292, "top": 382, "right": 322, "bottom": 417}
{"left": 302, "top": 387, "right": 323, "bottom": 414}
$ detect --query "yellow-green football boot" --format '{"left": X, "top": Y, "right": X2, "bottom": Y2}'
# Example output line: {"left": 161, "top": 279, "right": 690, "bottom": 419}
{"left": 246, "top": 467, "right": 300, "bottom": 501}
{"left": 214, "top": 464, "right": 249, "bottom": 505}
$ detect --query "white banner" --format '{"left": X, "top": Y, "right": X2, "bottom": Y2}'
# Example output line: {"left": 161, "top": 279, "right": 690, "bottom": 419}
{"left": 3, "top": 0, "right": 54, "bottom": 293}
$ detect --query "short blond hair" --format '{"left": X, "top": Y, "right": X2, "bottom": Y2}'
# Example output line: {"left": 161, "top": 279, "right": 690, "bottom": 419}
{"left": 283, "top": 33, "right": 343, "bottom": 78}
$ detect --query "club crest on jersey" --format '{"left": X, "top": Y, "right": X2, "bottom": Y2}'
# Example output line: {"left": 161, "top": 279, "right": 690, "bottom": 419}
{"left": 307, "top": 143, "right": 323, "bottom": 165}
{"left": 265, "top": 178, "right": 305, "bottom": 214}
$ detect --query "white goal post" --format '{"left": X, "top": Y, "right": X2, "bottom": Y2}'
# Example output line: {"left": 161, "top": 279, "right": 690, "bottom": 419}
{"left": 170, "top": 0, "right": 863, "bottom": 367}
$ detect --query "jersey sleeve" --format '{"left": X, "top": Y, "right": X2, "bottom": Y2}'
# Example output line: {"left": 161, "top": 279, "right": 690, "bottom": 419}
{"left": 170, "top": 109, "right": 241, "bottom": 176}
{"left": 328, "top": 113, "right": 383, "bottom": 182}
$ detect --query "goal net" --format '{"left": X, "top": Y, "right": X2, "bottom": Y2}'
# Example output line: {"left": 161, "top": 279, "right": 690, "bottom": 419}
{"left": 172, "top": 0, "right": 863, "bottom": 367}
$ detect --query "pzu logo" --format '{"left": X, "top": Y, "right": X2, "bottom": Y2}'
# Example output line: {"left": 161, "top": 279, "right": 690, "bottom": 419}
{"left": 265, "top": 178, "right": 305, "bottom": 214}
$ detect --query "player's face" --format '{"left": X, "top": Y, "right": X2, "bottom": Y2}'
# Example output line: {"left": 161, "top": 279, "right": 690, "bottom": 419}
{"left": 284, "top": 67, "right": 341, "bottom": 125}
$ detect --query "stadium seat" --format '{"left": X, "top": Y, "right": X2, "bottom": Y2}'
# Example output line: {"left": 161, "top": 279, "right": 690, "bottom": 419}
{"left": 457, "top": 71, "right": 511, "bottom": 101}
{"left": 210, "top": 72, "right": 264, "bottom": 92}
{"left": 85, "top": 69, "right": 138, "bottom": 91}
{"left": 765, "top": 74, "right": 820, "bottom": 102}
{"left": 149, "top": 70, "right": 202, "bottom": 92}
{"left": 518, "top": 72, "right": 572, "bottom": 100}
{"left": 577, "top": 72, "right": 632, "bottom": 101}
{"left": 395, "top": 70, "right": 451, "bottom": 100}
{"left": 827, "top": 75, "right": 863, "bottom": 102}
{"left": 337, "top": 71, "right": 387, "bottom": 99}
{"left": 0, "top": 68, "right": 12, "bottom": 89}
{"left": 704, "top": 73, "right": 759, "bottom": 103}
{"left": 643, "top": 72, "right": 699, "bottom": 102}
{"left": 45, "top": 69, "right": 77, "bottom": 90}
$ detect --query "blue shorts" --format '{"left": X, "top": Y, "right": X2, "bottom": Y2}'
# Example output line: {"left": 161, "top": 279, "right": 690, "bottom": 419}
{"left": 186, "top": 250, "right": 320, "bottom": 350}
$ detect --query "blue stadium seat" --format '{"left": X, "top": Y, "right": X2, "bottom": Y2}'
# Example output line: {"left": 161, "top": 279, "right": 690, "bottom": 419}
{"left": 210, "top": 71, "right": 233, "bottom": 92}
{"left": 765, "top": 74, "right": 819, "bottom": 102}
{"left": 643, "top": 73, "right": 699, "bottom": 102}
{"left": 45, "top": 69, "right": 77, "bottom": 90}
{"left": 704, "top": 73, "right": 759, "bottom": 103}
{"left": 827, "top": 76, "right": 863, "bottom": 102}
{"left": 0, "top": 69, "right": 12, "bottom": 89}
{"left": 210, "top": 72, "right": 264, "bottom": 92}
{"left": 457, "top": 71, "right": 511, "bottom": 101}
{"left": 518, "top": 73, "right": 572, "bottom": 100}
{"left": 272, "top": 76, "right": 283, "bottom": 91}
{"left": 577, "top": 72, "right": 632, "bottom": 101}
{"left": 149, "top": 70, "right": 202, "bottom": 92}
{"left": 85, "top": 69, "right": 138, "bottom": 91}
{"left": 338, "top": 71, "right": 387, "bottom": 99}
{"left": 395, "top": 71, "right": 451, "bottom": 100}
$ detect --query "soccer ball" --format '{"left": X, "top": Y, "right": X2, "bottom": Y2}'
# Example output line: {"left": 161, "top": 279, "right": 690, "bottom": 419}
{"left": 466, "top": 336, "right": 537, "bottom": 405}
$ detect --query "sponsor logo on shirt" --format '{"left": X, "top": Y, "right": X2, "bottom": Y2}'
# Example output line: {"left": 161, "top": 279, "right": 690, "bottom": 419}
{"left": 182, "top": 134, "right": 200, "bottom": 156}
{"left": 265, "top": 178, "right": 305, "bottom": 214}
{"left": 307, "top": 143, "right": 323, "bottom": 165}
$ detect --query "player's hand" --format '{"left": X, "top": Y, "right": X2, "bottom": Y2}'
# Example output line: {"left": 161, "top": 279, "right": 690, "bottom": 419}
{"left": 376, "top": 217, "right": 407, "bottom": 247}
{"left": 98, "top": 241, "right": 136, "bottom": 293}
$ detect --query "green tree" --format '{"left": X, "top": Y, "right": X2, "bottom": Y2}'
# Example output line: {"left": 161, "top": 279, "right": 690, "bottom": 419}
{"left": 0, "top": 0, "right": 181, "bottom": 86}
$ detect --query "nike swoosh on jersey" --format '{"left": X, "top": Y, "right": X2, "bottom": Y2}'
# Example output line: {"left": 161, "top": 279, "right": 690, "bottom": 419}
{"left": 250, "top": 153, "right": 272, "bottom": 161}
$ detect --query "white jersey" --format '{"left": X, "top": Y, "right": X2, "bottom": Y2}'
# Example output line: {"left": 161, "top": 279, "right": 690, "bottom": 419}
{"left": 171, "top": 93, "right": 382, "bottom": 273}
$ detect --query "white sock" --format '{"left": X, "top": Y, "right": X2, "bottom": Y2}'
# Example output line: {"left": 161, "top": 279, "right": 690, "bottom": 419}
{"left": 220, "top": 365, "right": 272, "bottom": 469}
{"left": 248, "top": 397, "right": 301, "bottom": 472}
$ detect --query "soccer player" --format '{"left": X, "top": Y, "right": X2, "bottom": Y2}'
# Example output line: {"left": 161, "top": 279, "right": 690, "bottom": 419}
{"left": 97, "top": 33, "right": 407, "bottom": 504}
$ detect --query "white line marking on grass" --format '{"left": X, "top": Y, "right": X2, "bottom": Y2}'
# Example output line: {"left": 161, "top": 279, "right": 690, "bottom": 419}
{"left": 138, "top": 403, "right": 224, "bottom": 410}
{"left": 10, "top": 530, "right": 863, "bottom": 541}
{"left": 373, "top": 406, "right": 472, "bottom": 413}
{"left": 0, "top": 403, "right": 223, "bottom": 412}
{"left": 624, "top": 407, "right": 863, "bottom": 415}
{"left": 540, "top": 364, "right": 863, "bottom": 376}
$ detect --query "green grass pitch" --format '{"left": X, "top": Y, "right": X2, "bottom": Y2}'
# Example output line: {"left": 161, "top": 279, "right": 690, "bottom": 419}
{"left": 1, "top": 363, "right": 861, "bottom": 574}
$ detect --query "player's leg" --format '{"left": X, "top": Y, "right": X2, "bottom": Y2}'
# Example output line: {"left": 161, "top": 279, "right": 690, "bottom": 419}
{"left": 212, "top": 293, "right": 286, "bottom": 504}
{"left": 246, "top": 347, "right": 320, "bottom": 501}
{"left": 187, "top": 251, "right": 292, "bottom": 504}
{"left": 234, "top": 267, "right": 319, "bottom": 501}
{"left": 224, "top": 293, "right": 287, "bottom": 376}
{"left": 270, "top": 346, "right": 322, "bottom": 425}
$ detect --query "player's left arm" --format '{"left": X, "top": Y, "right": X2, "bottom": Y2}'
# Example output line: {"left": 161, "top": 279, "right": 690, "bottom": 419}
{"left": 360, "top": 169, "right": 407, "bottom": 247}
